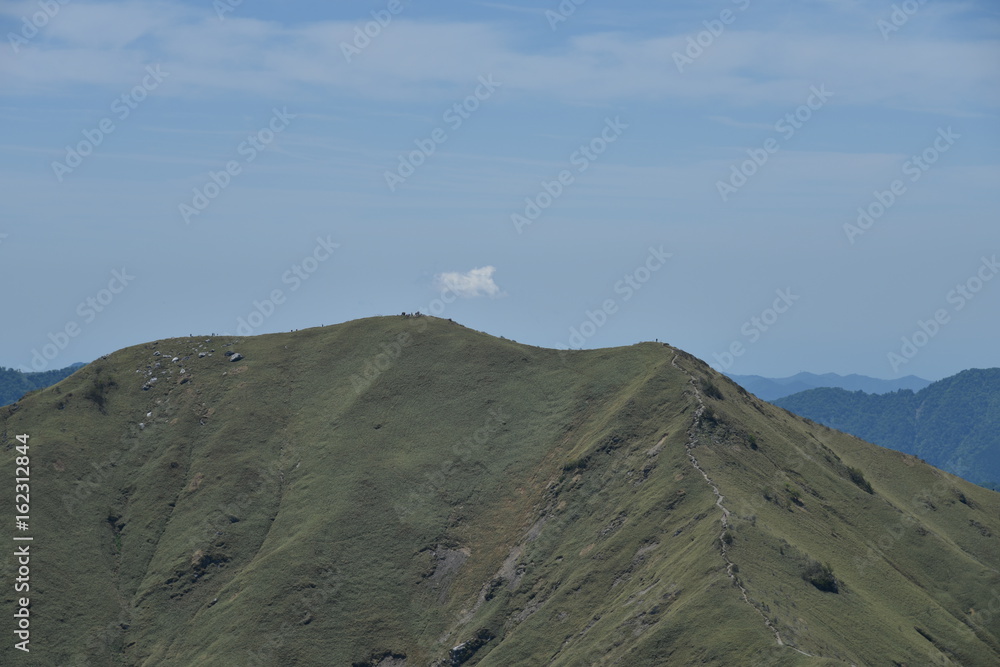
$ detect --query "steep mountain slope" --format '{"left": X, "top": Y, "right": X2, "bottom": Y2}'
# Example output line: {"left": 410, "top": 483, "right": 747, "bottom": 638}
{"left": 0, "top": 362, "right": 85, "bottom": 407}
{"left": 727, "top": 372, "right": 930, "bottom": 401}
{"left": 2, "top": 317, "right": 998, "bottom": 665}
{"left": 775, "top": 369, "right": 1000, "bottom": 488}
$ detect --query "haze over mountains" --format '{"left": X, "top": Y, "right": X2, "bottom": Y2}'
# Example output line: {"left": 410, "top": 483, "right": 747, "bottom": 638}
{"left": 727, "top": 372, "right": 931, "bottom": 402}
{"left": 3, "top": 317, "right": 998, "bottom": 665}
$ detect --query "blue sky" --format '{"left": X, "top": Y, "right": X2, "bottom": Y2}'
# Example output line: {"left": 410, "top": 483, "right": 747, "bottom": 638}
{"left": 1, "top": 0, "right": 998, "bottom": 381}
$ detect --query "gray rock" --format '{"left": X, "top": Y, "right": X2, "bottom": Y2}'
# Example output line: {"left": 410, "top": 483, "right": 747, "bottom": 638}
{"left": 230, "top": 353, "right": 244, "bottom": 362}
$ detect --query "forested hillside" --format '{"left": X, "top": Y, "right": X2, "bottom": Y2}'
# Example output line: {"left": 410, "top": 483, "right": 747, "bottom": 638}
{"left": 776, "top": 369, "right": 1000, "bottom": 489}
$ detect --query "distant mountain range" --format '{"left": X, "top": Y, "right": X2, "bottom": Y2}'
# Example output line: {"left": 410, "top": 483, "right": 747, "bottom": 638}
{"left": 726, "top": 371, "right": 931, "bottom": 401}
{"left": 775, "top": 368, "right": 1000, "bottom": 490}
{"left": 0, "top": 362, "right": 86, "bottom": 406}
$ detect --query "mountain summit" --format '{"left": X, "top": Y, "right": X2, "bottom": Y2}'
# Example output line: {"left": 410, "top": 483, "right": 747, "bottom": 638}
{"left": 3, "top": 316, "right": 998, "bottom": 665}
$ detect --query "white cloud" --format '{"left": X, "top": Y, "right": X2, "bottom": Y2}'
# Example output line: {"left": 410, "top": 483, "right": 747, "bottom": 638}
{"left": 435, "top": 266, "right": 504, "bottom": 298}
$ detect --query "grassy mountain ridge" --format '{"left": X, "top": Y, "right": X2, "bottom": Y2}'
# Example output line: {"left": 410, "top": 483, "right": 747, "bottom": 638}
{"left": 774, "top": 369, "right": 1000, "bottom": 488}
{"left": 2, "top": 316, "right": 999, "bottom": 665}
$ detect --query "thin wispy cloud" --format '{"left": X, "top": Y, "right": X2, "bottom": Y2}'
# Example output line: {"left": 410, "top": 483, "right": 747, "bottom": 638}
{"left": 2, "top": 2, "right": 997, "bottom": 114}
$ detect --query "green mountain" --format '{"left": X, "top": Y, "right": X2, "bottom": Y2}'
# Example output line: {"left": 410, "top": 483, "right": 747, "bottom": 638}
{"left": 775, "top": 369, "right": 1000, "bottom": 489}
{"left": 726, "top": 372, "right": 930, "bottom": 402}
{"left": 0, "top": 362, "right": 86, "bottom": 407}
{"left": 3, "top": 317, "right": 999, "bottom": 665}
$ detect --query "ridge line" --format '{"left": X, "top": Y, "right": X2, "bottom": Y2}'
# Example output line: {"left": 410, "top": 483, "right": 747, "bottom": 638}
{"left": 671, "top": 354, "right": 814, "bottom": 658}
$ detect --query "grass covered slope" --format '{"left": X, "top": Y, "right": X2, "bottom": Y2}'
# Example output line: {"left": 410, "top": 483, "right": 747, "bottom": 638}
{"left": 2, "top": 316, "right": 999, "bottom": 665}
